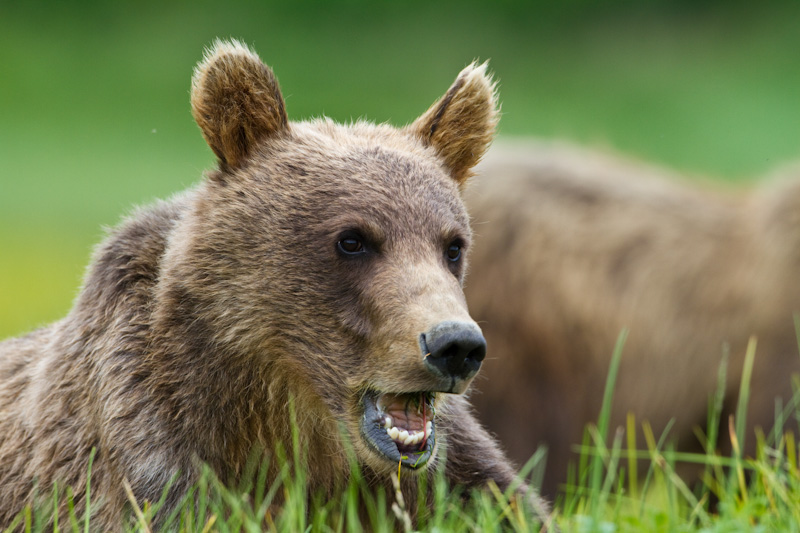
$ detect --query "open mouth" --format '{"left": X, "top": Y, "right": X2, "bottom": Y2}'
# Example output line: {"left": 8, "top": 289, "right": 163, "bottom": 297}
{"left": 360, "top": 390, "right": 436, "bottom": 469}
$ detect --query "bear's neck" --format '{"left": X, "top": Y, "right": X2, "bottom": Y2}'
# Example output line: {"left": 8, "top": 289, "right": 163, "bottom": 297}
{"left": 146, "top": 280, "right": 351, "bottom": 493}
{"left": 65, "top": 195, "right": 350, "bottom": 496}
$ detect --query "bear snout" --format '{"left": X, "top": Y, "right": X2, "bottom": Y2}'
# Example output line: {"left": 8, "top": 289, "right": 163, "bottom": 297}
{"left": 420, "top": 321, "right": 486, "bottom": 392}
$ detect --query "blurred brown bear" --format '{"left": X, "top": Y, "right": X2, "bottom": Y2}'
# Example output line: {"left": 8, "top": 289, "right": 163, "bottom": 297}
{"left": 465, "top": 139, "right": 800, "bottom": 497}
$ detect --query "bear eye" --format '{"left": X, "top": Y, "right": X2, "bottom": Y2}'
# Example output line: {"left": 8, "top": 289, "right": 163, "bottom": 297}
{"left": 446, "top": 243, "right": 462, "bottom": 262}
{"left": 337, "top": 235, "right": 365, "bottom": 256}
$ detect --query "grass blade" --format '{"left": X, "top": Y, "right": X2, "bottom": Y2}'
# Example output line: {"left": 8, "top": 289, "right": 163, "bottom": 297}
{"left": 84, "top": 447, "right": 95, "bottom": 533}
{"left": 734, "top": 337, "right": 757, "bottom": 457}
{"left": 591, "top": 328, "right": 628, "bottom": 502}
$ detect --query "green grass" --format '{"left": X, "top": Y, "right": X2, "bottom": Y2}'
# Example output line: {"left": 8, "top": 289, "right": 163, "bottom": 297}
{"left": 3, "top": 1, "right": 800, "bottom": 338}
{"left": 6, "top": 332, "right": 800, "bottom": 532}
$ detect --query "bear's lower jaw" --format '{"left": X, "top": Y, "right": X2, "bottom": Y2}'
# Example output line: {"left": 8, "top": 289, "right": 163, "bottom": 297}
{"left": 359, "top": 390, "right": 436, "bottom": 469}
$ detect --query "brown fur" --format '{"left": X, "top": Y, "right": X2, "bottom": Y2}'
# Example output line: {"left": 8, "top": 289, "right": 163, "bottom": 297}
{"left": 465, "top": 139, "right": 800, "bottom": 497}
{"left": 0, "top": 42, "right": 552, "bottom": 528}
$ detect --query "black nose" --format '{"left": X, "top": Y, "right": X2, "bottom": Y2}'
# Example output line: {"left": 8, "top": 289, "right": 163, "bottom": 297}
{"left": 421, "top": 321, "right": 486, "bottom": 382}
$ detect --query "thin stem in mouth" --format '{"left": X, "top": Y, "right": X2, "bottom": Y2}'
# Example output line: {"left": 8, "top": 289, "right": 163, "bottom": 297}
{"left": 419, "top": 392, "right": 427, "bottom": 451}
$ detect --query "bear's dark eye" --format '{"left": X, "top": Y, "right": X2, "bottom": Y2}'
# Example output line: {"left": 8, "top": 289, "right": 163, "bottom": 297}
{"left": 337, "top": 236, "right": 365, "bottom": 256}
{"left": 446, "top": 243, "right": 462, "bottom": 262}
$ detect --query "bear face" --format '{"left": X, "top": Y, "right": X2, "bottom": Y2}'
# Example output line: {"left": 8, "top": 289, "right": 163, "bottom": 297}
{"left": 161, "top": 40, "right": 496, "bottom": 473}
{"left": 162, "top": 128, "right": 480, "bottom": 472}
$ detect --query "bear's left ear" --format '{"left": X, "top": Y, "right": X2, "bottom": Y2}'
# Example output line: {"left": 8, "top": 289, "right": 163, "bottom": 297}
{"left": 191, "top": 39, "right": 288, "bottom": 169}
{"left": 406, "top": 62, "right": 499, "bottom": 186}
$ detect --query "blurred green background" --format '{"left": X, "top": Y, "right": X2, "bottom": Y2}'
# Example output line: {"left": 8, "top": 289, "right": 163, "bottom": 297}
{"left": 2, "top": 0, "right": 800, "bottom": 339}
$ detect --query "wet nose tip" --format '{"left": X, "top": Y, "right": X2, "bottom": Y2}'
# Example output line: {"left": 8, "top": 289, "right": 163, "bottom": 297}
{"left": 421, "top": 321, "right": 486, "bottom": 381}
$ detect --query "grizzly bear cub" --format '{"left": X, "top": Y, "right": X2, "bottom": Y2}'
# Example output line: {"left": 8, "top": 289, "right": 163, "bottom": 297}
{"left": 0, "top": 41, "right": 550, "bottom": 528}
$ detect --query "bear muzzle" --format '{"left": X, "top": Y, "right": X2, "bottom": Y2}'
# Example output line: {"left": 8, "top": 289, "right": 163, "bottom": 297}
{"left": 358, "top": 321, "right": 486, "bottom": 469}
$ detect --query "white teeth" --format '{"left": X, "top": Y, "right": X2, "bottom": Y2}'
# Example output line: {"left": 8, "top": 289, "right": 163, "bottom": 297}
{"left": 382, "top": 417, "right": 434, "bottom": 446}
{"left": 384, "top": 426, "right": 430, "bottom": 445}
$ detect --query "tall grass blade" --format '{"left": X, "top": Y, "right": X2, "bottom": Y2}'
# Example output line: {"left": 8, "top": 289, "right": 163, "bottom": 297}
{"left": 66, "top": 487, "right": 79, "bottom": 533}
{"left": 626, "top": 412, "right": 638, "bottom": 500}
{"left": 734, "top": 336, "right": 757, "bottom": 457}
{"left": 706, "top": 343, "right": 729, "bottom": 455}
{"left": 598, "top": 427, "right": 624, "bottom": 511}
{"left": 508, "top": 446, "right": 548, "bottom": 498}
{"left": 52, "top": 481, "right": 59, "bottom": 533}
{"left": 2, "top": 511, "right": 23, "bottom": 533}
{"left": 638, "top": 419, "right": 675, "bottom": 520}
{"left": 122, "top": 478, "right": 152, "bottom": 533}
{"left": 591, "top": 328, "right": 627, "bottom": 504}
{"left": 84, "top": 447, "right": 95, "bottom": 533}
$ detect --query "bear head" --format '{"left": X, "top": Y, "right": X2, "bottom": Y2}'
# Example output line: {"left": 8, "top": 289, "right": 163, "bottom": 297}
{"left": 159, "top": 39, "right": 499, "bottom": 475}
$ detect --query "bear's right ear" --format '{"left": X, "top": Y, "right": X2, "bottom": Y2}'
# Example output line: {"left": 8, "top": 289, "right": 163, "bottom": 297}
{"left": 191, "top": 39, "right": 288, "bottom": 169}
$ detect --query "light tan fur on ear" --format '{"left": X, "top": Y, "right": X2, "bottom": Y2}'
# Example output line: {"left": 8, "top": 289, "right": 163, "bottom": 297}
{"left": 407, "top": 62, "right": 499, "bottom": 185}
{"left": 191, "top": 39, "right": 288, "bottom": 169}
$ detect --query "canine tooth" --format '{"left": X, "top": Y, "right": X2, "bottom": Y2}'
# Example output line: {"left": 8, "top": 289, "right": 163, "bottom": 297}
{"left": 426, "top": 421, "right": 433, "bottom": 434}
{"left": 383, "top": 416, "right": 391, "bottom": 429}
{"left": 398, "top": 429, "right": 409, "bottom": 443}
{"left": 388, "top": 427, "right": 400, "bottom": 440}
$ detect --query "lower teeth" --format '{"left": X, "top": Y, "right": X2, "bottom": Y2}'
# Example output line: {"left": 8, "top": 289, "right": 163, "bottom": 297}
{"left": 385, "top": 420, "right": 433, "bottom": 446}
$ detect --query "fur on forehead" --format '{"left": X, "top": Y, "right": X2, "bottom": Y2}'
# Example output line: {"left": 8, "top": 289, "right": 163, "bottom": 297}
{"left": 208, "top": 119, "right": 472, "bottom": 238}
{"left": 191, "top": 39, "right": 499, "bottom": 186}
{"left": 282, "top": 119, "right": 445, "bottom": 165}
{"left": 237, "top": 118, "right": 468, "bottom": 201}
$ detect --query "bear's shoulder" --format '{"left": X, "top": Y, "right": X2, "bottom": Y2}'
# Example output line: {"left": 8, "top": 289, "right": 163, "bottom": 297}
{"left": 77, "top": 190, "right": 195, "bottom": 313}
